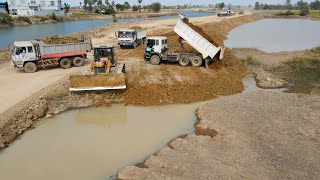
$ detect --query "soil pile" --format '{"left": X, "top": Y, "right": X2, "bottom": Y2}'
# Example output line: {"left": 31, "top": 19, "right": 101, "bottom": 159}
{"left": 185, "top": 21, "right": 220, "bottom": 47}
{"left": 42, "top": 35, "right": 80, "bottom": 44}
{"left": 0, "top": 50, "right": 11, "bottom": 64}
{"left": 70, "top": 74, "right": 126, "bottom": 88}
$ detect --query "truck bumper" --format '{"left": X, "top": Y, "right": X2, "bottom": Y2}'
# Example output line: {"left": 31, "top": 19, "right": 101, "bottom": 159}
{"left": 119, "top": 42, "right": 134, "bottom": 46}
{"left": 12, "top": 61, "right": 24, "bottom": 68}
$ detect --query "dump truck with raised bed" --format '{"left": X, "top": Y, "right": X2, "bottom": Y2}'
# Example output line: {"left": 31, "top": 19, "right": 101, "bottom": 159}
{"left": 217, "top": 10, "right": 235, "bottom": 17}
{"left": 116, "top": 29, "right": 147, "bottom": 48}
{"left": 144, "top": 14, "right": 224, "bottom": 68}
{"left": 11, "top": 38, "right": 92, "bottom": 73}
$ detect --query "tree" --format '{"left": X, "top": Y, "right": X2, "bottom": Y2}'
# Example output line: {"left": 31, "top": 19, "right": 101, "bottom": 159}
{"left": 310, "top": 0, "right": 320, "bottom": 10}
{"left": 255, "top": 2, "right": 260, "bottom": 10}
{"left": 105, "top": 0, "right": 109, "bottom": 6}
{"left": 298, "top": 0, "right": 310, "bottom": 16}
{"left": 217, "top": 2, "right": 225, "bottom": 9}
{"left": 132, "top": 5, "right": 139, "bottom": 11}
{"left": 64, "top": 3, "right": 70, "bottom": 13}
{"left": 97, "top": 0, "right": 102, "bottom": 6}
{"left": 151, "top": 2, "right": 161, "bottom": 12}
{"left": 124, "top": 2, "right": 131, "bottom": 10}
{"left": 115, "top": 4, "right": 125, "bottom": 11}
{"left": 138, "top": 0, "right": 142, "bottom": 12}
{"left": 286, "top": 0, "right": 293, "bottom": 10}
{"left": 111, "top": 1, "right": 115, "bottom": 7}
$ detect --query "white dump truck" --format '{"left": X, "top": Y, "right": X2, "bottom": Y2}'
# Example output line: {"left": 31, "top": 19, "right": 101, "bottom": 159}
{"left": 144, "top": 14, "right": 224, "bottom": 68}
{"left": 11, "top": 38, "right": 92, "bottom": 73}
{"left": 117, "top": 29, "right": 147, "bottom": 48}
{"left": 217, "top": 10, "right": 235, "bottom": 17}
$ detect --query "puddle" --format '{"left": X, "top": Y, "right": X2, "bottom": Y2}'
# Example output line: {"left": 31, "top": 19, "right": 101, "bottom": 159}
{"left": 0, "top": 103, "right": 204, "bottom": 180}
{"left": 225, "top": 19, "right": 320, "bottom": 52}
{"left": 242, "top": 74, "right": 288, "bottom": 93}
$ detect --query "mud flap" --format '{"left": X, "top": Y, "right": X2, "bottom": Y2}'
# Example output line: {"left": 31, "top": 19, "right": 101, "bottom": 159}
{"left": 205, "top": 58, "right": 211, "bottom": 69}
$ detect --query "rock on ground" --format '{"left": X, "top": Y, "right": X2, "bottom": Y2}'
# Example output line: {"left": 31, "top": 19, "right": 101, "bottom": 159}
{"left": 119, "top": 91, "right": 320, "bottom": 179}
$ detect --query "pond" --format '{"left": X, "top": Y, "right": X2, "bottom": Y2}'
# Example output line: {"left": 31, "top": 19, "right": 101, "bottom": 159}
{"left": 224, "top": 19, "right": 320, "bottom": 52}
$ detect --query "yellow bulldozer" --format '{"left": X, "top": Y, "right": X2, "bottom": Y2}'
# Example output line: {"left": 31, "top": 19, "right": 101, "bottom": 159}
{"left": 69, "top": 46, "right": 126, "bottom": 91}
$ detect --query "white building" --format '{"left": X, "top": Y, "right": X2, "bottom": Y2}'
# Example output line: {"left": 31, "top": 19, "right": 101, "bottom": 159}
{"left": 8, "top": 0, "right": 63, "bottom": 16}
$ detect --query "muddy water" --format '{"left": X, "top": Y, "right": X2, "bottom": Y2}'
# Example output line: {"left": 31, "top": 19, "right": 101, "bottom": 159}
{"left": 242, "top": 73, "right": 288, "bottom": 93}
{"left": 0, "top": 103, "right": 204, "bottom": 180}
{"left": 225, "top": 19, "right": 320, "bottom": 52}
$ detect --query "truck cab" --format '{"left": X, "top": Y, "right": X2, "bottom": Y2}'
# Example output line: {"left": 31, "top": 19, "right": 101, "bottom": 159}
{"left": 144, "top": 36, "right": 168, "bottom": 59}
{"left": 118, "top": 29, "right": 136, "bottom": 47}
{"left": 11, "top": 41, "right": 37, "bottom": 68}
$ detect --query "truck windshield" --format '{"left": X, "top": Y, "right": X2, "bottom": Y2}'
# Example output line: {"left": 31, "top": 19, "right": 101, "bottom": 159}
{"left": 118, "top": 31, "right": 132, "bottom": 38}
{"left": 13, "top": 47, "right": 26, "bottom": 55}
{"left": 147, "top": 39, "right": 155, "bottom": 47}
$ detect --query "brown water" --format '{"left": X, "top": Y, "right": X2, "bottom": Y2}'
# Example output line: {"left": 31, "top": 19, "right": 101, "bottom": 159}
{"left": 0, "top": 103, "right": 203, "bottom": 180}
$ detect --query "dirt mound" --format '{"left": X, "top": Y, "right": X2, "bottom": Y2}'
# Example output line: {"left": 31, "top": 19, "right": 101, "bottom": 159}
{"left": 185, "top": 21, "right": 220, "bottom": 47}
{"left": 70, "top": 74, "right": 126, "bottom": 88}
{"left": 129, "top": 26, "right": 143, "bottom": 30}
{"left": 42, "top": 35, "right": 80, "bottom": 44}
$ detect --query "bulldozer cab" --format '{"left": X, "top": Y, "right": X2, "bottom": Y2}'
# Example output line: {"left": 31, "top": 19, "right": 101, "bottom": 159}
{"left": 94, "top": 47, "right": 115, "bottom": 64}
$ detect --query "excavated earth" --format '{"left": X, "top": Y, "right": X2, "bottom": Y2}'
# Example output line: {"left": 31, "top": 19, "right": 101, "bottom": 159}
{"left": 119, "top": 91, "right": 320, "bottom": 179}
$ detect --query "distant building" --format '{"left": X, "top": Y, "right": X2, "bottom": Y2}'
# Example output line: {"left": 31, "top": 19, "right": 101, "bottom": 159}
{"left": 7, "top": 0, "right": 63, "bottom": 16}
{"left": 0, "top": 2, "right": 9, "bottom": 14}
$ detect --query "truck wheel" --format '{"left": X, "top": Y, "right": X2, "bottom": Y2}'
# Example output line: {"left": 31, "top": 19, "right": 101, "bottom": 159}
{"left": 133, "top": 42, "right": 137, "bottom": 49}
{"left": 60, "top": 58, "right": 72, "bottom": 69}
{"left": 120, "top": 45, "right": 124, "bottom": 49}
{"left": 73, "top": 57, "right": 85, "bottom": 67}
{"left": 179, "top": 55, "right": 190, "bottom": 66}
{"left": 24, "top": 62, "right": 37, "bottom": 73}
{"left": 191, "top": 56, "right": 203, "bottom": 67}
{"left": 150, "top": 55, "right": 160, "bottom": 65}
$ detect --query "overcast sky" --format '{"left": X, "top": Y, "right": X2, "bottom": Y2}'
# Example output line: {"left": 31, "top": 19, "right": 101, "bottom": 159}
{"left": 0, "top": 0, "right": 316, "bottom": 6}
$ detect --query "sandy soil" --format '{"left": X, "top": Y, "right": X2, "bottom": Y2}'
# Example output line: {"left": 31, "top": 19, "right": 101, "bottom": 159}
{"left": 119, "top": 91, "right": 320, "bottom": 179}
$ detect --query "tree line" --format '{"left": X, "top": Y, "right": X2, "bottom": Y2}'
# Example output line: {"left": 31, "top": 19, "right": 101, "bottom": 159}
{"left": 82, "top": 0, "right": 162, "bottom": 15}
{"left": 255, "top": 0, "right": 320, "bottom": 11}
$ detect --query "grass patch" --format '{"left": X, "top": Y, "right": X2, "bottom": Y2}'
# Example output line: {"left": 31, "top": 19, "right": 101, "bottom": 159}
{"left": 284, "top": 58, "right": 320, "bottom": 83}
{"left": 276, "top": 11, "right": 295, "bottom": 16}
{"left": 309, "top": 11, "right": 320, "bottom": 15}
{"left": 0, "top": 12, "right": 13, "bottom": 25}
{"left": 246, "top": 55, "right": 262, "bottom": 66}
{"left": 16, "top": 16, "right": 32, "bottom": 24}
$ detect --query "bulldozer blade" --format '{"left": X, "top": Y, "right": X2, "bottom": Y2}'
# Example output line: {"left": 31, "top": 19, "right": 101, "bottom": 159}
{"left": 69, "top": 73, "right": 126, "bottom": 91}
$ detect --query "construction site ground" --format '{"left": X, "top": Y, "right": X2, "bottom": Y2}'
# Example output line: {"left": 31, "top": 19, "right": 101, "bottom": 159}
{"left": 1, "top": 13, "right": 320, "bottom": 179}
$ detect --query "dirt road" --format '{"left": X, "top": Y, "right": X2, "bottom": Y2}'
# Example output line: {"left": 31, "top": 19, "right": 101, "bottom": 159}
{"left": 0, "top": 63, "right": 87, "bottom": 115}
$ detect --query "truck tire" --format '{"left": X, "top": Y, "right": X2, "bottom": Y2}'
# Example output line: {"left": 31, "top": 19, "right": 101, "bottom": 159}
{"left": 73, "top": 57, "right": 85, "bottom": 67}
{"left": 120, "top": 45, "right": 124, "bottom": 49}
{"left": 150, "top": 55, "right": 160, "bottom": 65}
{"left": 191, "top": 56, "right": 203, "bottom": 67}
{"left": 179, "top": 55, "right": 190, "bottom": 66}
{"left": 133, "top": 42, "right": 137, "bottom": 49}
{"left": 24, "top": 62, "right": 37, "bottom": 73}
{"left": 60, "top": 58, "right": 72, "bottom": 69}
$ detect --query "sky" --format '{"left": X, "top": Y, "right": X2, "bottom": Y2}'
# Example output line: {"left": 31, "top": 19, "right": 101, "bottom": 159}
{"left": 0, "top": 0, "right": 316, "bottom": 6}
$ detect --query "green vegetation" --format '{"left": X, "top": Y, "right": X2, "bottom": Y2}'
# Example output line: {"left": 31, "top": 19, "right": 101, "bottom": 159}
{"left": 150, "top": 2, "right": 161, "bottom": 12}
{"left": 217, "top": 2, "right": 225, "bottom": 10}
{"left": 246, "top": 55, "right": 262, "bottom": 66}
{"left": 132, "top": 5, "right": 139, "bottom": 11}
{"left": 16, "top": 16, "right": 32, "bottom": 24}
{"left": 112, "top": 14, "right": 118, "bottom": 23}
{"left": 64, "top": 3, "right": 71, "bottom": 13}
{"left": 0, "top": 12, "right": 13, "bottom": 25}
{"left": 277, "top": 11, "right": 295, "bottom": 16}
{"left": 269, "top": 47, "right": 320, "bottom": 93}
{"left": 255, "top": 0, "right": 320, "bottom": 11}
